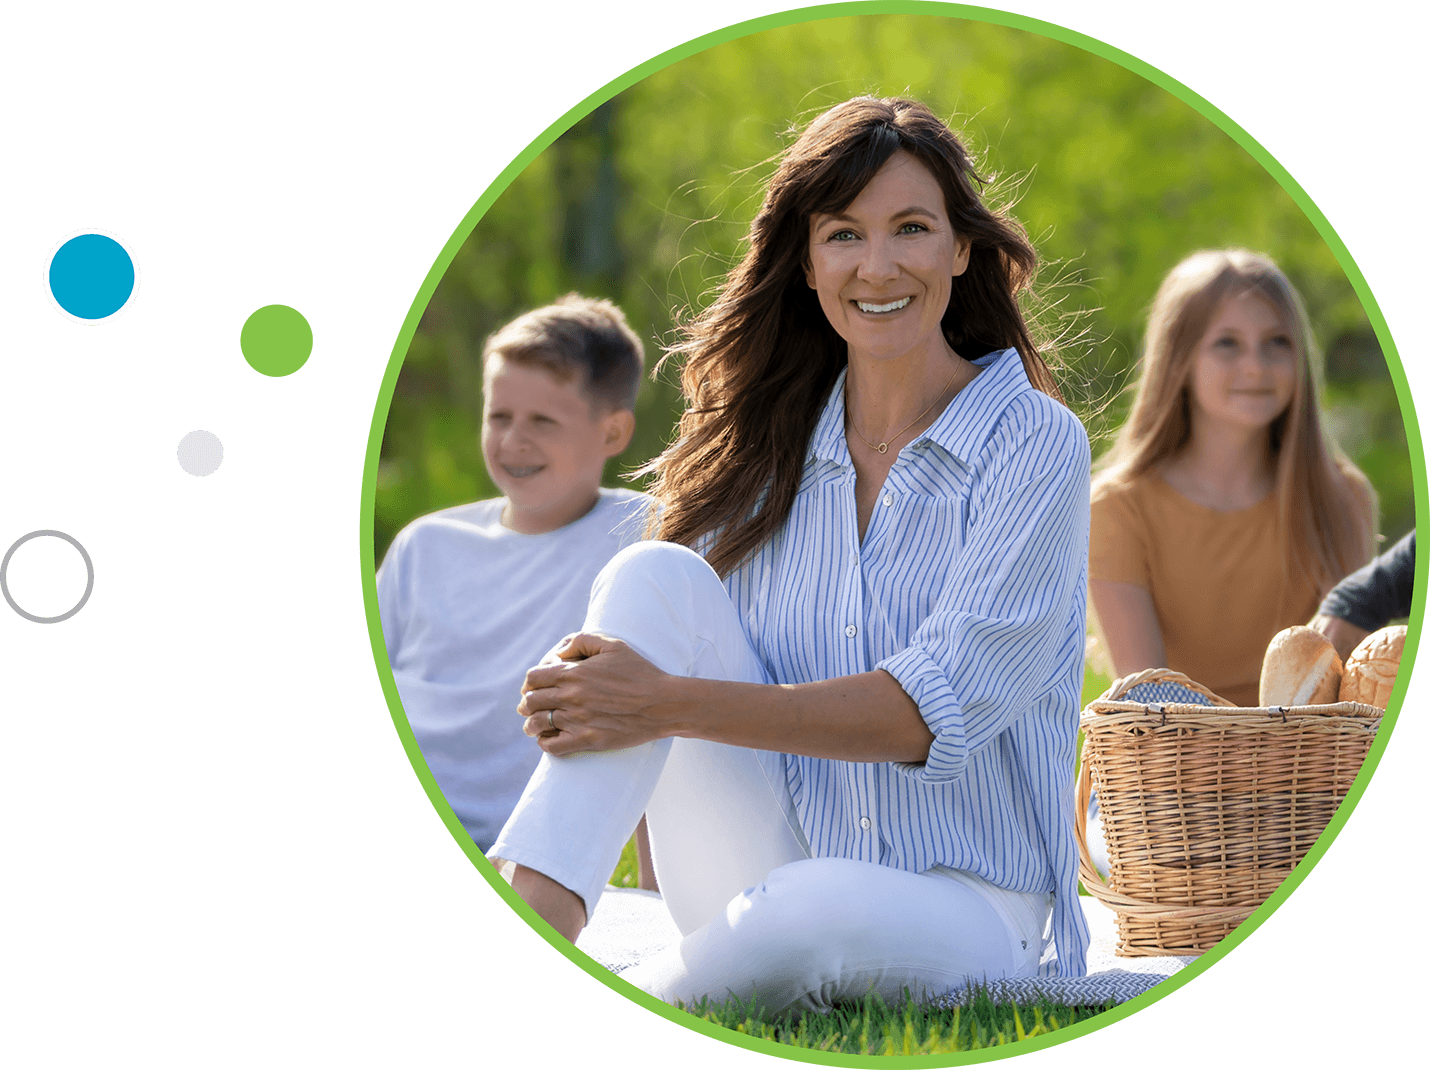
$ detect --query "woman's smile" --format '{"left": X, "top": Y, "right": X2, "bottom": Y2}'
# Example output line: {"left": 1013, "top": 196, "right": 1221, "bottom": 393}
{"left": 854, "top": 296, "right": 913, "bottom": 314}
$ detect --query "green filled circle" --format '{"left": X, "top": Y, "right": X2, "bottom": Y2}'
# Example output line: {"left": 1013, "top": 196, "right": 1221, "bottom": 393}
{"left": 241, "top": 304, "right": 313, "bottom": 377}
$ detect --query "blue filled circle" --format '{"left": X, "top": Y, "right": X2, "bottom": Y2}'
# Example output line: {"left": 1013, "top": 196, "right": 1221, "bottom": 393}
{"left": 48, "top": 234, "right": 135, "bottom": 319}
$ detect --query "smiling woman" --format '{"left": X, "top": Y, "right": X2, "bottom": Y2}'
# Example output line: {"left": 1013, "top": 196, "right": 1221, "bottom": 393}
{"left": 646, "top": 97, "right": 1063, "bottom": 580}
{"left": 488, "top": 96, "right": 1095, "bottom": 1017}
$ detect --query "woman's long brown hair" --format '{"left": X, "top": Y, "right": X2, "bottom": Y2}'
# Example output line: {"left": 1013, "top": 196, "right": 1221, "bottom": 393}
{"left": 640, "top": 97, "right": 1061, "bottom": 577}
{"left": 1094, "top": 248, "right": 1377, "bottom": 597}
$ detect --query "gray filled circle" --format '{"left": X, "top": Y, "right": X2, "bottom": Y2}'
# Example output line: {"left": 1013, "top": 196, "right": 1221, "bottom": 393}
{"left": 1, "top": 530, "right": 95, "bottom": 623}
{"left": 177, "top": 430, "right": 224, "bottom": 476}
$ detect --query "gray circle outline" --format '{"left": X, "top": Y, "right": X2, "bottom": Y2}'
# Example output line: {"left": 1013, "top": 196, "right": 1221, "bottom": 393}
{"left": 0, "top": 530, "right": 95, "bottom": 624}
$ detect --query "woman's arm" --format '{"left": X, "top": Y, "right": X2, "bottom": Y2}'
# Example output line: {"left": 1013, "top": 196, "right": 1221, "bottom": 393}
{"left": 522, "top": 406, "right": 1088, "bottom": 767}
{"left": 518, "top": 637, "right": 933, "bottom": 761}
{"left": 1088, "top": 578, "right": 1168, "bottom": 678}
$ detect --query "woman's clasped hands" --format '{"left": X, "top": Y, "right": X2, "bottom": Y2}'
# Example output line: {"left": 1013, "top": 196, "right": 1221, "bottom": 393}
{"left": 518, "top": 633, "right": 680, "bottom": 755}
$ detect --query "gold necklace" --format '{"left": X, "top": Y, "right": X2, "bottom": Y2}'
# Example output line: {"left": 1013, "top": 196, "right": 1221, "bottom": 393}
{"left": 845, "top": 364, "right": 962, "bottom": 455}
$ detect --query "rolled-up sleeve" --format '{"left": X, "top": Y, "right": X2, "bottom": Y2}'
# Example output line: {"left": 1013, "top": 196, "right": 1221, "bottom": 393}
{"left": 878, "top": 404, "right": 1090, "bottom": 784}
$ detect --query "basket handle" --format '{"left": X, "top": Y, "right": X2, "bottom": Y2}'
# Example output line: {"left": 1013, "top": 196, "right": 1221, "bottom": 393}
{"left": 1095, "top": 667, "right": 1237, "bottom": 707}
{"left": 1074, "top": 735, "right": 1123, "bottom": 903}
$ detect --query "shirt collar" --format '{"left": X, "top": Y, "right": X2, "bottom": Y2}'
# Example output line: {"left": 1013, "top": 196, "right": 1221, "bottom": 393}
{"left": 810, "top": 370, "right": 854, "bottom": 467}
{"left": 809, "top": 347, "right": 1034, "bottom": 468}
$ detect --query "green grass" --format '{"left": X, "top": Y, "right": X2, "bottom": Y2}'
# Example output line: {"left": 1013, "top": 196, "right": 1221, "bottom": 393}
{"left": 610, "top": 835, "right": 643, "bottom": 888}
{"left": 1082, "top": 662, "right": 1114, "bottom": 710}
{"left": 683, "top": 986, "right": 1115, "bottom": 1054}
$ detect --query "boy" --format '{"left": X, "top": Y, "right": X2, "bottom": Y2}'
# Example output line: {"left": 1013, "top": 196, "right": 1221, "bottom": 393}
{"left": 377, "top": 294, "right": 654, "bottom": 861}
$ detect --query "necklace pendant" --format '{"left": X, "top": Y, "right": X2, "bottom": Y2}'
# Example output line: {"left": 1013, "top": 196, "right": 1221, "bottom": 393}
{"left": 876, "top": 442, "right": 889, "bottom": 454}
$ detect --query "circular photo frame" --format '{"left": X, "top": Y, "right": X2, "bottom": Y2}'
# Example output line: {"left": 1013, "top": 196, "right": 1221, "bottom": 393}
{"left": 362, "top": 3, "right": 1421, "bottom": 1062}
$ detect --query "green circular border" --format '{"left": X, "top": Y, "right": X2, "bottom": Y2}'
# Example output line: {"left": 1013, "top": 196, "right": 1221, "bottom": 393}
{"left": 359, "top": 3, "right": 1425, "bottom": 1063}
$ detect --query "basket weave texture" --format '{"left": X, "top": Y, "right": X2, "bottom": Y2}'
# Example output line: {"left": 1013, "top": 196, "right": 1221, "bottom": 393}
{"left": 1076, "top": 668, "right": 1381, "bottom": 957}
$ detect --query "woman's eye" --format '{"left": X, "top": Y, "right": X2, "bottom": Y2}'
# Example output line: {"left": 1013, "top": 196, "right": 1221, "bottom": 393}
{"left": 828, "top": 229, "right": 857, "bottom": 242}
{"left": 899, "top": 222, "right": 928, "bottom": 234}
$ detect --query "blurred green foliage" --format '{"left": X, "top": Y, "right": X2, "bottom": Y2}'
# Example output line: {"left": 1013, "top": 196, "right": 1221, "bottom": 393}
{"left": 375, "top": 14, "right": 1413, "bottom": 564}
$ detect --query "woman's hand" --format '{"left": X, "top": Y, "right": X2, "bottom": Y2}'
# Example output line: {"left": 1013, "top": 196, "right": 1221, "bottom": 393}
{"left": 520, "top": 637, "right": 934, "bottom": 763}
{"left": 518, "top": 633, "right": 680, "bottom": 756}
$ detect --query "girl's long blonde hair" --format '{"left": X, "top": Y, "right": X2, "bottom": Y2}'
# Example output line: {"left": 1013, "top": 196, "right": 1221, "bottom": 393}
{"left": 1095, "top": 248, "right": 1376, "bottom": 597}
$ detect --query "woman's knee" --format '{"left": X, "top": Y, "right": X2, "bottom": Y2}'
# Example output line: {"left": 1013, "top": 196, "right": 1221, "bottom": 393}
{"left": 597, "top": 539, "right": 711, "bottom": 583}
{"left": 591, "top": 541, "right": 724, "bottom": 613}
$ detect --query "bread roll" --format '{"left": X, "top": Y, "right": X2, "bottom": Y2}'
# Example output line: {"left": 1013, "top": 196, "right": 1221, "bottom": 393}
{"left": 1259, "top": 625, "right": 1343, "bottom": 707}
{"left": 1339, "top": 625, "right": 1407, "bottom": 708}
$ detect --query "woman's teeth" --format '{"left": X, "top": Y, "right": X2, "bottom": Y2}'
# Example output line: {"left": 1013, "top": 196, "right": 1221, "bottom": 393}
{"left": 856, "top": 297, "right": 911, "bottom": 313}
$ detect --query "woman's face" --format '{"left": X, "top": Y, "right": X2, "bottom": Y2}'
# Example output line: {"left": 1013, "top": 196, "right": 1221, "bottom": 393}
{"left": 805, "top": 150, "right": 971, "bottom": 365}
{"left": 1187, "top": 290, "right": 1298, "bottom": 436}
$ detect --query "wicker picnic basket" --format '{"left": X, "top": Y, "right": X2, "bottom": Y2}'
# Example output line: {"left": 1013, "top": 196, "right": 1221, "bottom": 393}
{"left": 1074, "top": 667, "right": 1382, "bottom": 957}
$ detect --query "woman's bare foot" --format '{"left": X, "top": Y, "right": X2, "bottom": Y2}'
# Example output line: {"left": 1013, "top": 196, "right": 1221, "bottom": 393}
{"left": 507, "top": 863, "right": 587, "bottom": 942}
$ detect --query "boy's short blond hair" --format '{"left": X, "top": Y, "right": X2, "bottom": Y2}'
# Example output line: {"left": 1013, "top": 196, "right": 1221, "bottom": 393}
{"left": 482, "top": 294, "right": 645, "bottom": 412}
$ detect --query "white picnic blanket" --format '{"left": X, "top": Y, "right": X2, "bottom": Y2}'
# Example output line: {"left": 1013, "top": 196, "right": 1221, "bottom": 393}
{"left": 575, "top": 887, "right": 1195, "bottom": 1005}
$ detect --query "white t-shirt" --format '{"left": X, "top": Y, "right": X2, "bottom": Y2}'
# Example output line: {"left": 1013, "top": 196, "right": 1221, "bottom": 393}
{"left": 376, "top": 487, "right": 654, "bottom": 851}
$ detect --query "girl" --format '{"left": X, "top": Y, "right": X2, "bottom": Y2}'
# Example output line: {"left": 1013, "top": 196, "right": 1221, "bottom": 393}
{"left": 1090, "top": 249, "right": 1376, "bottom": 706}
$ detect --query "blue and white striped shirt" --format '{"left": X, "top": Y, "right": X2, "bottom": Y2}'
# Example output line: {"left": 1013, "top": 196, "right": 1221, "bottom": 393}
{"left": 722, "top": 347, "right": 1092, "bottom": 976}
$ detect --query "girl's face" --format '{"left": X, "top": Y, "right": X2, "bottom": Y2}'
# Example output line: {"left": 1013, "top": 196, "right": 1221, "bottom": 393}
{"left": 805, "top": 150, "right": 971, "bottom": 366}
{"left": 1187, "top": 290, "right": 1298, "bottom": 436}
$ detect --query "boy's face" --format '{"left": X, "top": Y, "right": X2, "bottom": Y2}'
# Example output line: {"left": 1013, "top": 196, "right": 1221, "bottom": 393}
{"left": 481, "top": 354, "right": 635, "bottom": 534}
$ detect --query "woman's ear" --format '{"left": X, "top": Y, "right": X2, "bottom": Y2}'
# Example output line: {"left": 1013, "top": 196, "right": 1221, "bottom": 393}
{"left": 602, "top": 409, "right": 636, "bottom": 457}
{"left": 950, "top": 233, "right": 973, "bottom": 277}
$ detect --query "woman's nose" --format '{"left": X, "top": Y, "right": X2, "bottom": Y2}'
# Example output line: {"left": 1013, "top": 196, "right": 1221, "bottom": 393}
{"left": 855, "top": 236, "right": 898, "bottom": 283}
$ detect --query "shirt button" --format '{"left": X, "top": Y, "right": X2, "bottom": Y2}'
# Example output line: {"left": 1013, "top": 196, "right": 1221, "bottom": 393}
{"left": 859, "top": 816, "right": 872, "bottom": 830}
{"left": 845, "top": 624, "right": 857, "bottom": 638}
{"left": 882, "top": 493, "right": 893, "bottom": 507}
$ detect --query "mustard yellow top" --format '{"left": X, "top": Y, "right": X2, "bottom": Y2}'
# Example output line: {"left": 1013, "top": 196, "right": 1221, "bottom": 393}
{"left": 1089, "top": 475, "right": 1322, "bottom": 706}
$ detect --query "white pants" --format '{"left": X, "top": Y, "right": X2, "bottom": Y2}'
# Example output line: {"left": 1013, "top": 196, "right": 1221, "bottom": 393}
{"left": 490, "top": 541, "right": 1049, "bottom": 1016}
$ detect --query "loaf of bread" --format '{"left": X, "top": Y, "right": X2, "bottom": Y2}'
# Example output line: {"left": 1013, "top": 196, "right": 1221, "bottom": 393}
{"left": 1259, "top": 625, "right": 1343, "bottom": 707}
{"left": 1338, "top": 625, "right": 1407, "bottom": 708}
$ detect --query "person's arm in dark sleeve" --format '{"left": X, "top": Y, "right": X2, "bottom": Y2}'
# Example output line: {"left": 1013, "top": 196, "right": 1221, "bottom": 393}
{"left": 1311, "top": 530, "right": 1415, "bottom": 659}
